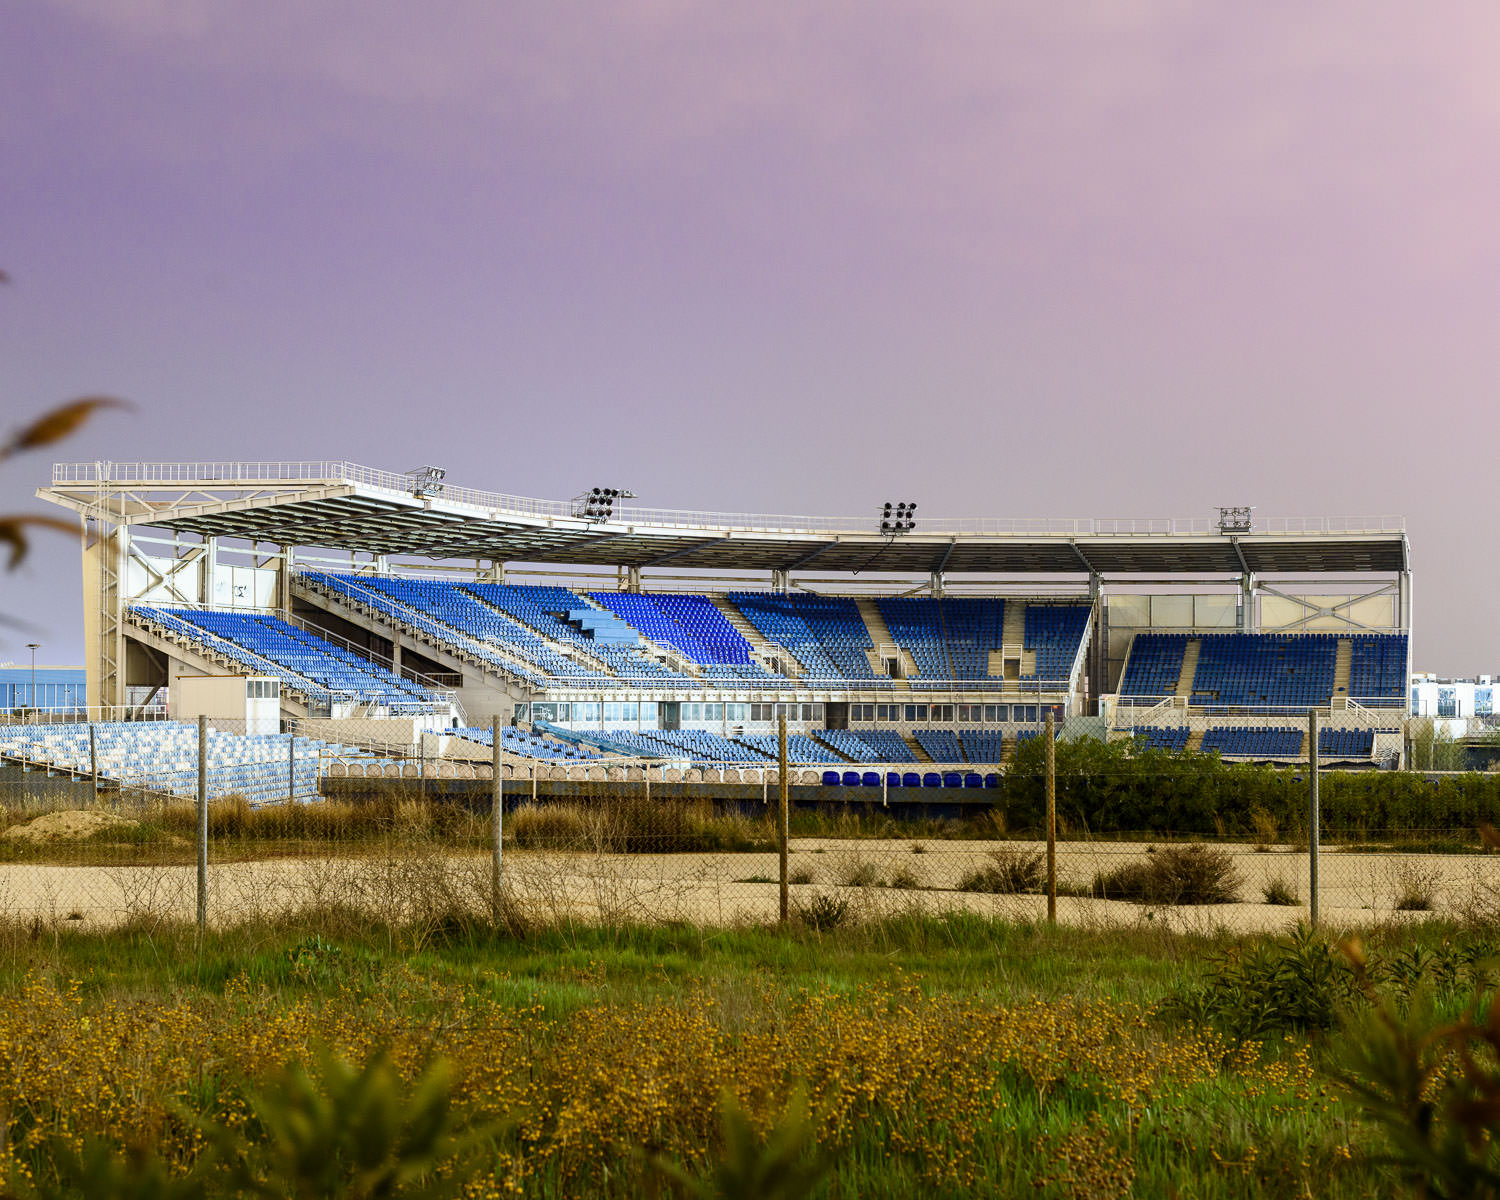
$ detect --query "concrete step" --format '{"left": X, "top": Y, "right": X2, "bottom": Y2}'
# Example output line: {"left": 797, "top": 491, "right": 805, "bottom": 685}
{"left": 854, "top": 597, "right": 916, "bottom": 679}
{"left": 1188, "top": 728, "right": 1206, "bottom": 753}
{"left": 710, "top": 596, "right": 803, "bottom": 678}
{"left": 905, "top": 733, "right": 933, "bottom": 763}
{"left": 1175, "top": 639, "right": 1202, "bottom": 699}
{"left": 1333, "top": 638, "right": 1353, "bottom": 697}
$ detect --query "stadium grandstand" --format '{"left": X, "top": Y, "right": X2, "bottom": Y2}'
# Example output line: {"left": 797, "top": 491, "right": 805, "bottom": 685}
{"left": 29, "top": 461, "right": 1412, "bottom": 786}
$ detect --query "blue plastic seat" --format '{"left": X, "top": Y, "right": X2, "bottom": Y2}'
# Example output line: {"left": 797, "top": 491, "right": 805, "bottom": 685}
{"left": 822, "top": 770, "right": 841, "bottom": 786}
{"left": 942, "top": 772, "right": 962, "bottom": 788}
{"left": 903, "top": 772, "right": 921, "bottom": 788}
{"left": 922, "top": 773, "right": 941, "bottom": 788}
{"left": 963, "top": 773, "right": 983, "bottom": 789}
{"left": 861, "top": 771, "right": 880, "bottom": 787}
{"left": 841, "top": 770, "right": 861, "bottom": 786}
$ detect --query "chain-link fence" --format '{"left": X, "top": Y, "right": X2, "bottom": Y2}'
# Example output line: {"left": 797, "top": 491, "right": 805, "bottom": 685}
{"left": 4, "top": 709, "right": 1500, "bottom": 933}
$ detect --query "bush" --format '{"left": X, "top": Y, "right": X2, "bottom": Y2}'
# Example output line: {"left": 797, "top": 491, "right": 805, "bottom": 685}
{"left": 956, "top": 847, "right": 1045, "bottom": 894}
{"left": 1262, "top": 876, "right": 1298, "bottom": 906}
{"left": 840, "top": 860, "right": 882, "bottom": 888}
{"left": 1392, "top": 862, "right": 1439, "bottom": 912}
{"left": 1163, "top": 925, "right": 1357, "bottom": 1037}
{"left": 1091, "top": 844, "right": 1242, "bottom": 905}
{"left": 795, "top": 893, "right": 850, "bottom": 932}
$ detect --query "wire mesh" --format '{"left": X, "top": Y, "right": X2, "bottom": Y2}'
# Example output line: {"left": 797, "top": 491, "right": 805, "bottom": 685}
{"left": 4, "top": 709, "right": 1500, "bottom": 932}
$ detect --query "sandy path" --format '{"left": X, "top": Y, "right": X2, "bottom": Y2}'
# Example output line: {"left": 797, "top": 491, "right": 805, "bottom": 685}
{"left": 1, "top": 838, "right": 1496, "bottom": 933}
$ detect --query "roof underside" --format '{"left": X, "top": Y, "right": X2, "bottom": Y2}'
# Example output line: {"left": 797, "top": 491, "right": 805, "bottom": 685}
{"left": 39, "top": 469, "right": 1410, "bottom": 576}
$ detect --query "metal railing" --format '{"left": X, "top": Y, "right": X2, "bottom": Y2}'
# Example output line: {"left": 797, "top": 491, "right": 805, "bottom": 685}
{"left": 51, "top": 462, "right": 1407, "bottom": 539}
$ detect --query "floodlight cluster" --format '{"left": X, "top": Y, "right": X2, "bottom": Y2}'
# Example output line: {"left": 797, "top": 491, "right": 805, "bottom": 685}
{"left": 880, "top": 501, "right": 918, "bottom": 534}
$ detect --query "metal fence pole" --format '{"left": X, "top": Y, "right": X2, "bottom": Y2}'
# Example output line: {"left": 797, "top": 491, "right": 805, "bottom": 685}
{"left": 1045, "top": 709, "right": 1057, "bottom": 924}
{"left": 778, "top": 713, "right": 789, "bottom": 924}
{"left": 288, "top": 733, "right": 296, "bottom": 803}
{"left": 89, "top": 723, "right": 98, "bottom": 805}
{"left": 491, "top": 714, "right": 503, "bottom": 927}
{"left": 196, "top": 714, "right": 208, "bottom": 937}
{"left": 1309, "top": 708, "right": 1320, "bottom": 927}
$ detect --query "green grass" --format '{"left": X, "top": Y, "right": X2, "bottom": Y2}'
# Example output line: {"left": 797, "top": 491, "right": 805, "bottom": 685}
{"left": 0, "top": 912, "right": 1487, "bottom": 1197}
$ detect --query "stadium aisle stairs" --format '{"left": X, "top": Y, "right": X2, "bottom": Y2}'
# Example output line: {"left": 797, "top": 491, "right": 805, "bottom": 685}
{"left": 710, "top": 596, "right": 803, "bottom": 677}
{"left": 1175, "top": 640, "right": 1201, "bottom": 699}
{"left": 1001, "top": 602, "right": 1026, "bottom": 679}
{"left": 853, "top": 599, "right": 912, "bottom": 681}
{"left": 908, "top": 735, "right": 934, "bottom": 763}
{"left": 1188, "top": 729, "right": 1206, "bottom": 752}
{"left": 1333, "top": 639, "right": 1353, "bottom": 698}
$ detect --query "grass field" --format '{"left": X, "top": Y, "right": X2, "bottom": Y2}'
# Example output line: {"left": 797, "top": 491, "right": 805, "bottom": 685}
{"left": 0, "top": 909, "right": 1491, "bottom": 1198}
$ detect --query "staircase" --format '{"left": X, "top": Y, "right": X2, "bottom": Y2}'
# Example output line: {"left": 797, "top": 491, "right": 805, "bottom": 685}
{"left": 1001, "top": 601, "right": 1027, "bottom": 681}
{"left": 854, "top": 598, "right": 915, "bottom": 679}
{"left": 1188, "top": 729, "right": 1206, "bottom": 753}
{"left": 710, "top": 595, "right": 803, "bottom": 677}
{"left": 1175, "top": 639, "right": 1202, "bottom": 699}
{"left": 1333, "top": 638, "right": 1353, "bottom": 697}
{"left": 907, "top": 734, "right": 934, "bottom": 763}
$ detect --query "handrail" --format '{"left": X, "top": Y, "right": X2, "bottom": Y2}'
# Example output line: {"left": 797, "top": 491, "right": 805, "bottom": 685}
{"left": 51, "top": 461, "right": 1407, "bottom": 538}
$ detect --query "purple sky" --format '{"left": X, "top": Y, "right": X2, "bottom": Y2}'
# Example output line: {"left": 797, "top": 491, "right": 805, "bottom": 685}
{"left": 2, "top": 2, "right": 1496, "bottom": 671}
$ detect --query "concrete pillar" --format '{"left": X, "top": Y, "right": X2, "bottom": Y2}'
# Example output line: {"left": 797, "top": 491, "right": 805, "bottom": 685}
{"left": 771, "top": 569, "right": 789, "bottom": 593}
{"left": 626, "top": 566, "right": 642, "bottom": 593}
{"left": 280, "top": 545, "right": 294, "bottom": 611}
{"left": 1239, "top": 573, "right": 1257, "bottom": 634}
{"left": 929, "top": 571, "right": 945, "bottom": 599}
{"left": 203, "top": 536, "right": 219, "bottom": 605}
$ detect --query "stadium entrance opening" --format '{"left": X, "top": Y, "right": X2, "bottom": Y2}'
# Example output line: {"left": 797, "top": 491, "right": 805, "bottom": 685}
{"left": 825, "top": 702, "right": 849, "bottom": 731}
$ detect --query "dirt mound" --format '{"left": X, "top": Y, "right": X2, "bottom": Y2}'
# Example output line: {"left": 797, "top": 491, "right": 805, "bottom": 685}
{"left": 4, "top": 810, "right": 135, "bottom": 843}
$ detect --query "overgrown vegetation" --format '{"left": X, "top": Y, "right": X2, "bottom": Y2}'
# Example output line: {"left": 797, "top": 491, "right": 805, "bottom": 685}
{"left": 954, "top": 846, "right": 1045, "bottom": 894}
{"left": 1090, "top": 843, "right": 1244, "bottom": 905}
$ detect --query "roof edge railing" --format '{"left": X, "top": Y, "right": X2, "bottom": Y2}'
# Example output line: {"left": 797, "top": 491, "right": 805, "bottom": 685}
{"left": 50, "top": 462, "right": 1407, "bottom": 538}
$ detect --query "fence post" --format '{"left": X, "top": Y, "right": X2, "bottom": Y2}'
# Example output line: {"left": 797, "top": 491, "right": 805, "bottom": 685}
{"left": 196, "top": 714, "right": 208, "bottom": 938}
{"left": 778, "top": 713, "right": 789, "bottom": 924}
{"left": 89, "top": 723, "right": 98, "bottom": 805}
{"left": 1046, "top": 709, "right": 1057, "bottom": 925}
{"left": 491, "top": 714, "right": 503, "bottom": 928}
{"left": 1309, "top": 708, "right": 1320, "bottom": 927}
{"left": 288, "top": 733, "right": 296, "bottom": 803}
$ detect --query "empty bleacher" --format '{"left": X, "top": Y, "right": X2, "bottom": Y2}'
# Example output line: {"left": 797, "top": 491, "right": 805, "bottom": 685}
{"left": 1126, "top": 726, "right": 1191, "bottom": 753}
{"left": 1200, "top": 726, "right": 1306, "bottom": 759}
{"left": 0, "top": 721, "right": 368, "bottom": 804}
{"left": 957, "top": 728, "right": 1007, "bottom": 763}
{"left": 1023, "top": 605, "right": 1091, "bottom": 682}
{"left": 134, "top": 606, "right": 440, "bottom": 708}
{"left": 913, "top": 728, "right": 965, "bottom": 763}
{"left": 726, "top": 593, "right": 886, "bottom": 685}
{"left": 1318, "top": 727, "right": 1376, "bottom": 759}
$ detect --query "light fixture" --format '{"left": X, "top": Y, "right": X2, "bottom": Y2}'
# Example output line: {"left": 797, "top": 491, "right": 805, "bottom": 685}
{"left": 406, "top": 465, "right": 447, "bottom": 498}
{"left": 573, "top": 487, "right": 636, "bottom": 521}
{"left": 879, "top": 501, "right": 917, "bottom": 534}
{"left": 1217, "top": 506, "right": 1254, "bottom": 534}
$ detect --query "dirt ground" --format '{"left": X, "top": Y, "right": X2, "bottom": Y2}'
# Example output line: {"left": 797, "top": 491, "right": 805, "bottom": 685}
{"left": 0, "top": 836, "right": 1495, "bottom": 934}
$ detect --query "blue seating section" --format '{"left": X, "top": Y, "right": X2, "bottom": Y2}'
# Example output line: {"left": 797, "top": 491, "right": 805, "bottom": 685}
{"left": 136, "top": 607, "right": 439, "bottom": 708}
{"left": 298, "top": 572, "right": 548, "bottom": 687}
{"left": 958, "top": 728, "right": 1006, "bottom": 763}
{"left": 1023, "top": 605, "right": 1091, "bottom": 683}
{"left": 1127, "top": 726, "right": 1190, "bottom": 752}
{"left": 451, "top": 726, "right": 601, "bottom": 761}
{"left": 913, "top": 728, "right": 965, "bottom": 763}
{"left": 589, "top": 592, "right": 750, "bottom": 665}
{"left": 1190, "top": 634, "right": 1336, "bottom": 709}
{"left": 726, "top": 593, "right": 886, "bottom": 684}
{"left": 1349, "top": 634, "right": 1407, "bottom": 705}
{"left": 0, "top": 721, "right": 372, "bottom": 804}
{"left": 850, "top": 730, "right": 921, "bottom": 762}
{"left": 1318, "top": 727, "right": 1375, "bottom": 758}
{"left": 735, "top": 734, "right": 847, "bottom": 763}
{"left": 355, "top": 577, "right": 597, "bottom": 681}
{"left": 874, "top": 597, "right": 1005, "bottom": 686}
{"left": 1118, "top": 634, "right": 1190, "bottom": 696}
{"left": 1200, "top": 726, "right": 1305, "bottom": 758}
{"left": 645, "top": 730, "right": 771, "bottom": 763}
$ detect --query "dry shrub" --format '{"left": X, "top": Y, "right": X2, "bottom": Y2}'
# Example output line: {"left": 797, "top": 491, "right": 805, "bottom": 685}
{"left": 840, "top": 859, "right": 882, "bottom": 889}
{"left": 1392, "top": 861, "right": 1440, "bottom": 912}
{"left": 507, "top": 797, "right": 772, "bottom": 855}
{"left": 1262, "top": 876, "right": 1299, "bottom": 906}
{"left": 957, "top": 846, "right": 1045, "bottom": 894}
{"left": 1092, "top": 844, "right": 1243, "bottom": 905}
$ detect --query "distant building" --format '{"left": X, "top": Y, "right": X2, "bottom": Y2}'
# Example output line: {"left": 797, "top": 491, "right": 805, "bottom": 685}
{"left": 0, "top": 664, "right": 87, "bottom": 711}
{"left": 1410, "top": 673, "right": 1498, "bottom": 719}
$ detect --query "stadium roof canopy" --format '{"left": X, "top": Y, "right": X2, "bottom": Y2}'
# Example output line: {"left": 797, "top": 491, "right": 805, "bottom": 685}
{"left": 39, "top": 461, "right": 1410, "bottom": 576}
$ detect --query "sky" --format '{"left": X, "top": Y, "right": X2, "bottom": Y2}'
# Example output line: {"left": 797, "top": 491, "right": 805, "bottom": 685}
{"left": 1, "top": 1, "right": 1496, "bottom": 672}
